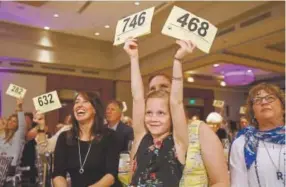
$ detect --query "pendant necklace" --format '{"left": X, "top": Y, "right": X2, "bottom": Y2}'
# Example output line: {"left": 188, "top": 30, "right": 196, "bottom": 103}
{"left": 78, "top": 138, "right": 92, "bottom": 174}
{"left": 255, "top": 141, "right": 285, "bottom": 186}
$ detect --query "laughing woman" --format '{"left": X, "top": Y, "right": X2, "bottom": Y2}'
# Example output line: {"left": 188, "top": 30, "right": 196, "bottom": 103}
{"left": 52, "top": 92, "right": 121, "bottom": 187}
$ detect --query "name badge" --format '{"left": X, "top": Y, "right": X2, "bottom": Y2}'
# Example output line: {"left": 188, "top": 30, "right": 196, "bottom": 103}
{"left": 162, "top": 6, "right": 218, "bottom": 53}
{"left": 6, "top": 83, "right": 27, "bottom": 99}
{"left": 33, "top": 90, "right": 62, "bottom": 113}
{"left": 113, "top": 7, "right": 155, "bottom": 46}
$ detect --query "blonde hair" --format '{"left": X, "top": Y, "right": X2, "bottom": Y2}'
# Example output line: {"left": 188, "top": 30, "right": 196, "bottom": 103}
{"left": 145, "top": 89, "right": 172, "bottom": 131}
{"left": 4, "top": 114, "right": 18, "bottom": 143}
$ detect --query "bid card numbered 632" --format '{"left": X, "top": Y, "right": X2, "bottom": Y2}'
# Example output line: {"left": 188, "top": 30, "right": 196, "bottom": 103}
{"left": 33, "top": 90, "right": 62, "bottom": 114}
{"left": 162, "top": 6, "right": 218, "bottom": 53}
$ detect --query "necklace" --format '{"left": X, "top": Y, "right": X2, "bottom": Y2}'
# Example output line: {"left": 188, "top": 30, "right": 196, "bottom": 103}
{"left": 255, "top": 141, "right": 285, "bottom": 186}
{"left": 77, "top": 138, "right": 92, "bottom": 174}
{"left": 262, "top": 141, "right": 283, "bottom": 174}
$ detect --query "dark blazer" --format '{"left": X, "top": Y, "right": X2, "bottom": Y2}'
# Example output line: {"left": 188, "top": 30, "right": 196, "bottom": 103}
{"left": 111, "top": 121, "right": 134, "bottom": 153}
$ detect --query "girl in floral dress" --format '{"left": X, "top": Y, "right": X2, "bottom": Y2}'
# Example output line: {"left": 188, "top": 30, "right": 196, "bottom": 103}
{"left": 123, "top": 38, "right": 195, "bottom": 187}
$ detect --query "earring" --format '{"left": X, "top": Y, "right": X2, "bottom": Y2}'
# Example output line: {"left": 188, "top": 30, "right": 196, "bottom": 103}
{"left": 251, "top": 117, "right": 256, "bottom": 125}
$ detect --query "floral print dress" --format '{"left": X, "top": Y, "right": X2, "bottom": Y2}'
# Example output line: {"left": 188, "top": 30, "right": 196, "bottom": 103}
{"left": 130, "top": 133, "right": 184, "bottom": 187}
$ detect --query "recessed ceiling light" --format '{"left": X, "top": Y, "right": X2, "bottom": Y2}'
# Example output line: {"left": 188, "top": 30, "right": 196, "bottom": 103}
{"left": 247, "top": 69, "right": 252, "bottom": 73}
{"left": 220, "top": 81, "right": 226, "bottom": 87}
{"left": 104, "top": 25, "right": 110, "bottom": 29}
{"left": 53, "top": 14, "right": 59, "bottom": 18}
{"left": 213, "top": 64, "right": 220, "bottom": 67}
{"left": 187, "top": 77, "right": 194, "bottom": 83}
{"left": 94, "top": 32, "right": 100, "bottom": 36}
{"left": 44, "top": 26, "right": 50, "bottom": 30}
{"left": 134, "top": 2, "right": 140, "bottom": 6}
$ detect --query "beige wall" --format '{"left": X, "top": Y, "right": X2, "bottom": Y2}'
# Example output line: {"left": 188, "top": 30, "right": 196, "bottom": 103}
{"left": 0, "top": 72, "right": 47, "bottom": 117}
{"left": 0, "top": 22, "right": 113, "bottom": 70}
{"left": 115, "top": 81, "right": 132, "bottom": 117}
{"left": 115, "top": 79, "right": 248, "bottom": 121}
{"left": 214, "top": 89, "right": 248, "bottom": 121}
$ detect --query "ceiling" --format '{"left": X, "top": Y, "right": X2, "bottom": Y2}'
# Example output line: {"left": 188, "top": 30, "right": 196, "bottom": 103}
{"left": 0, "top": 1, "right": 285, "bottom": 89}
{"left": 0, "top": 1, "right": 166, "bottom": 41}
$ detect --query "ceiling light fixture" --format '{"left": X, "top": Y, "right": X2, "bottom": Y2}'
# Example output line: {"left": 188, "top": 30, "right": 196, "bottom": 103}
{"left": 220, "top": 81, "right": 226, "bottom": 87}
{"left": 224, "top": 70, "right": 255, "bottom": 86}
{"left": 187, "top": 77, "right": 194, "bottom": 83}
{"left": 213, "top": 64, "right": 220, "bottom": 67}
{"left": 53, "top": 14, "right": 59, "bottom": 18}
{"left": 94, "top": 32, "right": 100, "bottom": 36}
{"left": 134, "top": 2, "right": 140, "bottom": 6}
{"left": 44, "top": 26, "right": 50, "bottom": 30}
{"left": 104, "top": 25, "right": 110, "bottom": 29}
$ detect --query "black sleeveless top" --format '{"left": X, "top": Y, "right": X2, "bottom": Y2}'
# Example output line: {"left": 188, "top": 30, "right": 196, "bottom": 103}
{"left": 131, "top": 134, "right": 184, "bottom": 187}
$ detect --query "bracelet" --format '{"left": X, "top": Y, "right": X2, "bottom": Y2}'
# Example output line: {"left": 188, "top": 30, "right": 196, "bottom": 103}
{"left": 37, "top": 129, "right": 45, "bottom": 133}
{"left": 172, "top": 76, "right": 183, "bottom": 81}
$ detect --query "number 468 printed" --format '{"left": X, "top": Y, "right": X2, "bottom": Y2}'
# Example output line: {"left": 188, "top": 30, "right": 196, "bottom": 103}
{"left": 162, "top": 6, "right": 218, "bottom": 53}
{"left": 177, "top": 13, "right": 209, "bottom": 37}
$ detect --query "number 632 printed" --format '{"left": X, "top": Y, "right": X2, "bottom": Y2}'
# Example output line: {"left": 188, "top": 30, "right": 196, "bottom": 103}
{"left": 33, "top": 91, "right": 62, "bottom": 114}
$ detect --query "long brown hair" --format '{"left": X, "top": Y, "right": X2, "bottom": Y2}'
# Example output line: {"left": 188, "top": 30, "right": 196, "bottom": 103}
{"left": 4, "top": 114, "right": 18, "bottom": 143}
{"left": 245, "top": 83, "right": 285, "bottom": 128}
{"left": 67, "top": 91, "right": 106, "bottom": 145}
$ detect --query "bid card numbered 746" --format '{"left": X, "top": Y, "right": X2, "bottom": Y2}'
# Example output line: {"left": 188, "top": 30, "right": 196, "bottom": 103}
{"left": 113, "top": 7, "right": 155, "bottom": 46}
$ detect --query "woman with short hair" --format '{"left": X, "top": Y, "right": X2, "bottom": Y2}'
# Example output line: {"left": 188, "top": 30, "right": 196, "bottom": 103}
{"left": 230, "top": 83, "right": 285, "bottom": 187}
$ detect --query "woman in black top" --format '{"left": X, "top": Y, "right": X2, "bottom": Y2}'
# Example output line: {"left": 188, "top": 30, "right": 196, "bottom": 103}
{"left": 123, "top": 38, "right": 195, "bottom": 186}
{"left": 52, "top": 92, "right": 121, "bottom": 187}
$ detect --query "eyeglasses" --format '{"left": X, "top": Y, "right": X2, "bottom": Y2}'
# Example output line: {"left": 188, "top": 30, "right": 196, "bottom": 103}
{"left": 252, "top": 94, "right": 277, "bottom": 105}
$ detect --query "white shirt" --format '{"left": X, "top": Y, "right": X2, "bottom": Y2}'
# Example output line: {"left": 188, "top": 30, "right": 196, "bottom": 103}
{"left": 108, "top": 122, "right": 119, "bottom": 131}
{"left": 230, "top": 135, "right": 285, "bottom": 187}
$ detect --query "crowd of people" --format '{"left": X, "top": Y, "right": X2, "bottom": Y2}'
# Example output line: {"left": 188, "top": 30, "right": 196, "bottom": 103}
{"left": 0, "top": 38, "right": 284, "bottom": 187}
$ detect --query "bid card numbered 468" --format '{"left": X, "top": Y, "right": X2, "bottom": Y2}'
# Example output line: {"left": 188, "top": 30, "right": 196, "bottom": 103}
{"left": 33, "top": 90, "right": 62, "bottom": 114}
{"left": 162, "top": 6, "right": 218, "bottom": 53}
{"left": 6, "top": 83, "right": 27, "bottom": 99}
{"left": 113, "top": 7, "right": 155, "bottom": 46}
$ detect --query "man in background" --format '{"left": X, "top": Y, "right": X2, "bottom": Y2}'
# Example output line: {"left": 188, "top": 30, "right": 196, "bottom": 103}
{"left": 105, "top": 100, "right": 133, "bottom": 152}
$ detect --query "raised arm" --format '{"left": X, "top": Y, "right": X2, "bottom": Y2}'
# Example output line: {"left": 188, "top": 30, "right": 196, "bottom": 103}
{"left": 123, "top": 38, "right": 146, "bottom": 157}
{"left": 26, "top": 112, "right": 48, "bottom": 141}
{"left": 11, "top": 98, "right": 26, "bottom": 166}
{"left": 171, "top": 40, "right": 196, "bottom": 164}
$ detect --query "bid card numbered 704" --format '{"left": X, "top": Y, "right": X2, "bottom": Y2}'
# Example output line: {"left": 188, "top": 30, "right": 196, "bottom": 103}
{"left": 162, "top": 6, "right": 218, "bottom": 53}
{"left": 33, "top": 90, "right": 62, "bottom": 114}
{"left": 113, "top": 7, "right": 155, "bottom": 46}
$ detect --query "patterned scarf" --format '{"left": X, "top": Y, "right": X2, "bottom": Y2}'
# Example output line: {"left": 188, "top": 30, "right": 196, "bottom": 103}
{"left": 236, "top": 125, "right": 285, "bottom": 169}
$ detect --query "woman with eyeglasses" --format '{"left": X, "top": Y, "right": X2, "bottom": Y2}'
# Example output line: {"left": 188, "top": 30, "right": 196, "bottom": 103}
{"left": 230, "top": 83, "right": 285, "bottom": 187}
